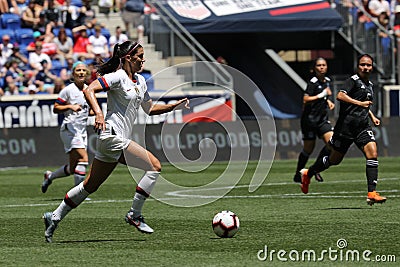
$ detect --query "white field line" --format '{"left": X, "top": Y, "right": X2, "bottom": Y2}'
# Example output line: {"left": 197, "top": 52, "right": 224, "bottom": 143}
{"left": 0, "top": 166, "right": 29, "bottom": 171}
{"left": 0, "top": 178, "right": 399, "bottom": 208}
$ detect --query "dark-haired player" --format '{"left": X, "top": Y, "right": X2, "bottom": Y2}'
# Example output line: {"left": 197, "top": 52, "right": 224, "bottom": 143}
{"left": 300, "top": 54, "right": 386, "bottom": 206}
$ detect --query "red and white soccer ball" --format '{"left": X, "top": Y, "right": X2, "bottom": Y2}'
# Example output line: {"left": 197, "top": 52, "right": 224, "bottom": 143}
{"left": 212, "top": 210, "right": 240, "bottom": 238}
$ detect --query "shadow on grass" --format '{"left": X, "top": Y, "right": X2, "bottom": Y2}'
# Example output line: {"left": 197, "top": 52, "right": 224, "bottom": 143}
{"left": 320, "top": 207, "right": 364, "bottom": 210}
{"left": 58, "top": 238, "right": 147, "bottom": 243}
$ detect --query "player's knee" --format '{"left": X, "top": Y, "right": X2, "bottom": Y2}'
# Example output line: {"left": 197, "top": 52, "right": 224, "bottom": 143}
{"left": 368, "top": 151, "right": 378, "bottom": 159}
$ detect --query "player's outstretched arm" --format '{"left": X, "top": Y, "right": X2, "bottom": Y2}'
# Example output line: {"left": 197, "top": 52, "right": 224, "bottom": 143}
{"left": 142, "top": 98, "right": 190, "bottom": 115}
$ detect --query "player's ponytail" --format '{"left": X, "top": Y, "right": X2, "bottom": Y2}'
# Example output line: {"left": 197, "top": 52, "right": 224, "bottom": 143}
{"left": 96, "top": 41, "right": 142, "bottom": 76}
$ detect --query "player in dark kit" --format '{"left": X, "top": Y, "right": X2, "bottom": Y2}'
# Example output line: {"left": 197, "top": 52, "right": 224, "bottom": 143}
{"left": 300, "top": 54, "right": 386, "bottom": 206}
{"left": 293, "top": 58, "right": 335, "bottom": 183}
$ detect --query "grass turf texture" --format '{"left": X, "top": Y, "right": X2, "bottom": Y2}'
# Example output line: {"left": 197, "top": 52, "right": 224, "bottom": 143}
{"left": 0, "top": 157, "right": 399, "bottom": 266}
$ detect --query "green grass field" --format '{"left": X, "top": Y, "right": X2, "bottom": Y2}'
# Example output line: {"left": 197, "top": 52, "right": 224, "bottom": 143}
{"left": 0, "top": 157, "right": 399, "bottom": 266}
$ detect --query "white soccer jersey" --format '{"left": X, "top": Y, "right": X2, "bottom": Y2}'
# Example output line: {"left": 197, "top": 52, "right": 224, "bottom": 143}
{"left": 56, "top": 83, "right": 90, "bottom": 131}
{"left": 98, "top": 69, "right": 150, "bottom": 138}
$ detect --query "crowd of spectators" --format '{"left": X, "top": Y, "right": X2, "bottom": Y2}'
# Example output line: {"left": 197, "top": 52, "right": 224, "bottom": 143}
{"left": 337, "top": 1, "right": 400, "bottom": 40}
{"left": 0, "top": 0, "right": 140, "bottom": 96}
{"left": 332, "top": 0, "right": 400, "bottom": 77}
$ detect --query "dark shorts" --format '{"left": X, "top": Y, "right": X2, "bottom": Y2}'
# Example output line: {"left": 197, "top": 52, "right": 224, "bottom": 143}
{"left": 301, "top": 120, "right": 333, "bottom": 140}
{"left": 329, "top": 129, "right": 376, "bottom": 154}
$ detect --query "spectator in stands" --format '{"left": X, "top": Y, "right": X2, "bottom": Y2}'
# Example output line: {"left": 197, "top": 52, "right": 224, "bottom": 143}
{"left": 0, "top": 45, "right": 7, "bottom": 69}
{"left": 3, "top": 59, "right": 24, "bottom": 95}
{"left": 34, "top": 59, "right": 58, "bottom": 93}
{"left": 98, "top": 0, "right": 112, "bottom": 17}
{"left": 42, "top": 0, "right": 63, "bottom": 27}
{"left": 8, "top": 0, "right": 21, "bottom": 15}
{"left": 377, "top": 11, "right": 393, "bottom": 72}
{"left": 28, "top": 41, "right": 53, "bottom": 71}
{"left": 81, "top": 0, "right": 99, "bottom": 30}
{"left": 16, "top": 0, "right": 29, "bottom": 15}
{"left": 121, "top": 0, "right": 145, "bottom": 40}
{"left": 54, "top": 27, "right": 74, "bottom": 65}
{"left": 27, "top": 31, "right": 58, "bottom": 58}
{"left": 0, "top": 0, "right": 9, "bottom": 14}
{"left": 72, "top": 25, "right": 95, "bottom": 60}
{"left": 357, "top": 0, "right": 373, "bottom": 24}
{"left": 59, "top": 56, "right": 73, "bottom": 85}
{"left": 27, "top": 31, "right": 44, "bottom": 52}
{"left": 27, "top": 84, "right": 41, "bottom": 94}
{"left": 3, "top": 82, "right": 20, "bottom": 95}
{"left": 0, "top": 56, "right": 5, "bottom": 94}
{"left": 0, "top": 35, "right": 14, "bottom": 60}
{"left": 34, "top": 10, "right": 57, "bottom": 36}
{"left": 392, "top": 0, "right": 400, "bottom": 33}
{"left": 53, "top": 77, "right": 65, "bottom": 94}
{"left": 9, "top": 44, "right": 29, "bottom": 70}
{"left": 368, "top": 0, "right": 390, "bottom": 18}
{"left": 88, "top": 24, "right": 110, "bottom": 58}
{"left": 21, "top": 0, "right": 43, "bottom": 28}
{"left": 377, "top": 11, "right": 391, "bottom": 36}
{"left": 20, "top": 69, "right": 37, "bottom": 94}
{"left": 64, "top": 0, "right": 85, "bottom": 29}
{"left": 109, "top": 26, "right": 128, "bottom": 54}
{"left": 113, "top": 0, "right": 120, "bottom": 12}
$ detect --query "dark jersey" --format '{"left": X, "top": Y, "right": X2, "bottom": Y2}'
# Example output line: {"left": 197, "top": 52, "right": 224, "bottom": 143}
{"left": 334, "top": 74, "right": 373, "bottom": 139}
{"left": 301, "top": 76, "right": 331, "bottom": 127}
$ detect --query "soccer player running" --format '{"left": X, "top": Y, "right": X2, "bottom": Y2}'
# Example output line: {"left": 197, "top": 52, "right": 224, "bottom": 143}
{"left": 43, "top": 40, "right": 190, "bottom": 242}
{"left": 300, "top": 54, "right": 386, "bottom": 206}
{"left": 41, "top": 62, "right": 93, "bottom": 193}
{"left": 293, "top": 58, "right": 335, "bottom": 183}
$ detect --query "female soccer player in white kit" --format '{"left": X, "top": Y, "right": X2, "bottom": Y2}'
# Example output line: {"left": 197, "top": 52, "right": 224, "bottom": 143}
{"left": 43, "top": 40, "right": 190, "bottom": 242}
{"left": 41, "top": 62, "right": 92, "bottom": 193}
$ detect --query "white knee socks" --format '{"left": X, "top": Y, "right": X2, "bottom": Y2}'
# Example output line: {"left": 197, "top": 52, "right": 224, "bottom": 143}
{"left": 129, "top": 171, "right": 160, "bottom": 218}
{"left": 52, "top": 182, "right": 89, "bottom": 222}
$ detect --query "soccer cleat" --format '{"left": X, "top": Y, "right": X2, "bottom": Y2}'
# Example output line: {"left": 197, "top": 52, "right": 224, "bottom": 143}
{"left": 367, "top": 191, "right": 387, "bottom": 206}
{"left": 300, "top": 169, "right": 311, "bottom": 194}
{"left": 293, "top": 172, "right": 301, "bottom": 183}
{"left": 315, "top": 173, "right": 324, "bottom": 182}
{"left": 43, "top": 212, "right": 57, "bottom": 243}
{"left": 125, "top": 213, "right": 154, "bottom": 234}
{"left": 41, "top": 171, "right": 52, "bottom": 193}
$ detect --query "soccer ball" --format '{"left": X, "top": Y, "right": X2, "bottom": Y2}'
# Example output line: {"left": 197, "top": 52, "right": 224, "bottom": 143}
{"left": 212, "top": 210, "right": 240, "bottom": 238}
